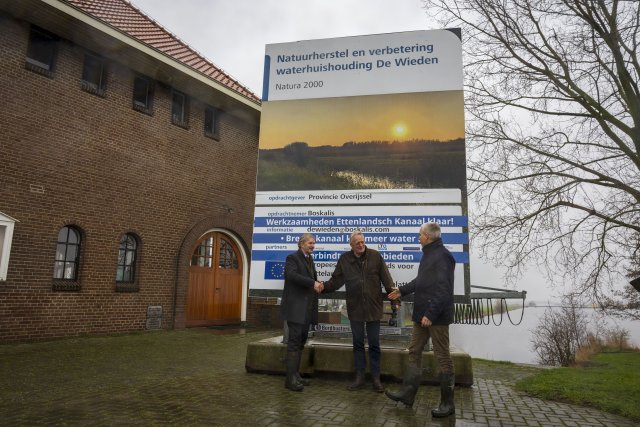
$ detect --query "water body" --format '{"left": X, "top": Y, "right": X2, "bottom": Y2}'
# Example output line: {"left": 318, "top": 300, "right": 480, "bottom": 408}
{"left": 449, "top": 306, "right": 640, "bottom": 365}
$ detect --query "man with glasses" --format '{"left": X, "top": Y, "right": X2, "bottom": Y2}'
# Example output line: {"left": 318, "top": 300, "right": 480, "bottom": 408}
{"left": 321, "top": 230, "right": 395, "bottom": 392}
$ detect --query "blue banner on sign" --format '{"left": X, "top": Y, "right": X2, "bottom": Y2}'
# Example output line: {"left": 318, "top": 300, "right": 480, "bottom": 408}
{"left": 264, "top": 261, "right": 285, "bottom": 280}
{"left": 253, "top": 215, "right": 468, "bottom": 228}
{"left": 253, "top": 250, "right": 469, "bottom": 264}
{"left": 252, "top": 232, "right": 468, "bottom": 245}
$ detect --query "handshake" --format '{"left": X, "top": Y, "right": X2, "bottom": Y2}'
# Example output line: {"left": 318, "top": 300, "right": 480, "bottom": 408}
{"left": 313, "top": 281, "right": 324, "bottom": 293}
{"left": 388, "top": 287, "right": 401, "bottom": 300}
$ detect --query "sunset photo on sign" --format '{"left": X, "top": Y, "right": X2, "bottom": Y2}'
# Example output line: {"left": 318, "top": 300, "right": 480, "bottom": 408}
{"left": 257, "top": 90, "right": 466, "bottom": 191}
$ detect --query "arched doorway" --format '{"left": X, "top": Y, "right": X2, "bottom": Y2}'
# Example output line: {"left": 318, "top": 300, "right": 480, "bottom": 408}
{"left": 186, "top": 231, "right": 243, "bottom": 326}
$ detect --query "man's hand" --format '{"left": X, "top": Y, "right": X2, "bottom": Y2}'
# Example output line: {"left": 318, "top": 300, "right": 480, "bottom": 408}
{"left": 421, "top": 316, "right": 432, "bottom": 327}
{"left": 314, "top": 281, "right": 324, "bottom": 293}
{"left": 388, "top": 288, "right": 401, "bottom": 300}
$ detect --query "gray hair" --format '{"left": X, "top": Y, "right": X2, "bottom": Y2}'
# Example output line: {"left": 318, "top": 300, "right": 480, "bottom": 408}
{"left": 298, "top": 233, "right": 315, "bottom": 248}
{"left": 420, "top": 222, "right": 441, "bottom": 239}
{"left": 350, "top": 230, "right": 365, "bottom": 244}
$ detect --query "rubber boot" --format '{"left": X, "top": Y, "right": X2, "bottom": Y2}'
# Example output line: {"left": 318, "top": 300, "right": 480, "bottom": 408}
{"left": 294, "top": 350, "right": 310, "bottom": 385}
{"left": 347, "top": 369, "right": 366, "bottom": 390}
{"left": 295, "top": 372, "right": 310, "bottom": 386}
{"left": 431, "top": 373, "right": 455, "bottom": 417}
{"left": 284, "top": 351, "right": 303, "bottom": 392}
{"left": 372, "top": 373, "right": 384, "bottom": 393}
{"left": 384, "top": 365, "right": 422, "bottom": 406}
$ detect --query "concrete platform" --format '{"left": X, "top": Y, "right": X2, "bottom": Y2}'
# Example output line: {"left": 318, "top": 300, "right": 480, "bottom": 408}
{"left": 245, "top": 335, "right": 474, "bottom": 386}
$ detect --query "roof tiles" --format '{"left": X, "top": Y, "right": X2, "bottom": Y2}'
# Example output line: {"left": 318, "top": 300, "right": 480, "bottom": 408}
{"left": 64, "top": 0, "right": 260, "bottom": 104}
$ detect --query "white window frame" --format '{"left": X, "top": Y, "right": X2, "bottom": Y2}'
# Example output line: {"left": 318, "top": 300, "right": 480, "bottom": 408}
{"left": 0, "top": 212, "right": 18, "bottom": 281}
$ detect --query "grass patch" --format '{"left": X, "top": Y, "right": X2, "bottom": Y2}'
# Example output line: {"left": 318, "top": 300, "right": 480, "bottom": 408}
{"left": 515, "top": 350, "right": 640, "bottom": 421}
{"left": 473, "top": 358, "right": 515, "bottom": 366}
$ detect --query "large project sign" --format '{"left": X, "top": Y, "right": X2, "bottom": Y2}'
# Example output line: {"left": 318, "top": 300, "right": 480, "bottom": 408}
{"left": 250, "top": 29, "right": 468, "bottom": 298}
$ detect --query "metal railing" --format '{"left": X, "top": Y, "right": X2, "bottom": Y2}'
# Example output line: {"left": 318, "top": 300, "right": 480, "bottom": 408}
{"left": 453, "top": 285, "right": 527, "bottom": 325}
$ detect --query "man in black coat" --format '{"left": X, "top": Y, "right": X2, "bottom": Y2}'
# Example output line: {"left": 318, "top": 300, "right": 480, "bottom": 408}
{"left": 386, "top": 222, "right": 456, "bottom": 418}
{"left": 322, "top": 230, "right": 395, "bottom": 392}
{"left": 281, "top": 233, "right": 323, "bottom": 391}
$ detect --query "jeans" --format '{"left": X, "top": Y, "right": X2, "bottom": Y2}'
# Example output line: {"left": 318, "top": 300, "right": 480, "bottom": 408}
{"left": 350, "top": 320, "right": 381, "bottom": 374}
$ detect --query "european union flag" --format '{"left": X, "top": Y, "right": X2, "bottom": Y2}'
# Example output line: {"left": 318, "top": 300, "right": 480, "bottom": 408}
{"left": 264, "top": 261, "right": 285, "bottom": 280}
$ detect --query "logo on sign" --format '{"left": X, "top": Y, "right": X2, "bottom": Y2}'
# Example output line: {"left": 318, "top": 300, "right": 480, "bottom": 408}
{"left": 264, "top": 261, "right": 285, "bottom": 280}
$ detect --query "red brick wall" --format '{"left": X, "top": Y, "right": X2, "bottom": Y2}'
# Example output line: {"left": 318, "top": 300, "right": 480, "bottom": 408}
{"left": 245, "top": 297, "right": 282, "bottom": 328}
{"left": 0, "top": 16, "right": 259, "bottom": 342}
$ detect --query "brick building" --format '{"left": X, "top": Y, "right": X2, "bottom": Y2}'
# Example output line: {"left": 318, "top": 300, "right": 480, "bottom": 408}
{"left": 0, "top": 0, "right": 262, "bottom": 342}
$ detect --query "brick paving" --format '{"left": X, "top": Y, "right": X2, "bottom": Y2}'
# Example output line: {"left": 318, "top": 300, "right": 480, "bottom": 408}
{"left": 0, "top": 328, "right": 636, "bottom": 426}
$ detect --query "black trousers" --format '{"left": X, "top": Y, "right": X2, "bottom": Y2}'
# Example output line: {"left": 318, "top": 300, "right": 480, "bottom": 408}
{"left": 286, "top": 320, "right": 310, "bottom": 352}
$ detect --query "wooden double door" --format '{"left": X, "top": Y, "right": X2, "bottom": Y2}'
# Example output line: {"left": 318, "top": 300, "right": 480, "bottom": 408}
{"left": 186, "top": 232, "right": 243, "bottom": 326}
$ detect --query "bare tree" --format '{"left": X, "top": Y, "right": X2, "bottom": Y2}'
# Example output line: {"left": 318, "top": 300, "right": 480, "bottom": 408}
{"left": 423, "top": 0, "right": 640, "bottom": 303}
{"left": 531, "top": 296, "right": 589, "bottom": 366}
{"left": 601, "top": 283, "right": 640, "bottom": 320}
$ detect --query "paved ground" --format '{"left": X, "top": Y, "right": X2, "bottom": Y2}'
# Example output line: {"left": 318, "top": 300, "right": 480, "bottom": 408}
{"left": 0, "top": 328, "right": 636, "bottom": 426}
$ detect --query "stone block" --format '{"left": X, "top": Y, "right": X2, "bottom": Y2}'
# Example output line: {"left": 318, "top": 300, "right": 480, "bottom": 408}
{"left": 245, "top": 336, "right": 474, "bottom": 386}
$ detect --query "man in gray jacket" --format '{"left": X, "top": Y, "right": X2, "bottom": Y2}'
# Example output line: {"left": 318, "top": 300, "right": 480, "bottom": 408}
{"left": 386, "top": 222, "right": 456, "bottom": 418}
{"left": 322, "top": 230, "right": 395, "bottom": 392}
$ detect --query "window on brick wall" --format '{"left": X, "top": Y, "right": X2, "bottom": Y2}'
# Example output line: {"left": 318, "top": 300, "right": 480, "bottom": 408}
{"left": 171, "top": 90, "right": 189, "bottom": 128}
{"left": 204, "top": 106, "right": 220, "bottom": 140}
{"left": 219, "top": 238, "right": 239, "bottom": 269}
{"left": 191, "top": 236, "right": 213, "bottom": 268}
{"left": 132, "top": 75, "right": 153, "bottom": 114}
{"left": 115, "top": 233, "right": 139, "bottom": 289}
{"left": 0, "top": 212, "right": 17, "bottom": 282}
{"left": 25, "top": 26, "right": 58, "bottom": 77}
{"left": 53, "top": 226, "right": 81, "bottom": 281}
{"left": 81, "top": 53, "right": 107, "bottom": 96}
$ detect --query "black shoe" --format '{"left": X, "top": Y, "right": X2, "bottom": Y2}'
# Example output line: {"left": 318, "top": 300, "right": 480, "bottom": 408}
{"left": 347, "top": 370, "right": 366, "bottom": 390}
{"left": 372, "top": 374, "right": 384, "bottom": 393}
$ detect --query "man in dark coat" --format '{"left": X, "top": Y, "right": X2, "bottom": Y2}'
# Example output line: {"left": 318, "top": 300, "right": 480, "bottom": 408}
{"left": 281, "top": 233, "right": 323, "bottom": 391}
{"left": 385, "top": 222, "right": 456, "bottom": 418}
{"left": 322, "top": 230, "right": 395, "bottom": 392}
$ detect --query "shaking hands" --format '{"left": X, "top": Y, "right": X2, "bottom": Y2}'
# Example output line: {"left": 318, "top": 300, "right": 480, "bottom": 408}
{"left": 388, "top": 287, "right": 401, "bottom": 300}
{"left": 314, "top": 281, "right": 324, "bottom": 294}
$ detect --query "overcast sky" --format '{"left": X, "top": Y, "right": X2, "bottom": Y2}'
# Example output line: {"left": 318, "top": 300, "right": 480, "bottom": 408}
{"left": 130, "top": 0, "right": 431, "bottom": 96}
{"left": 128, "top": 0, "right": 553, "bottom": 302}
